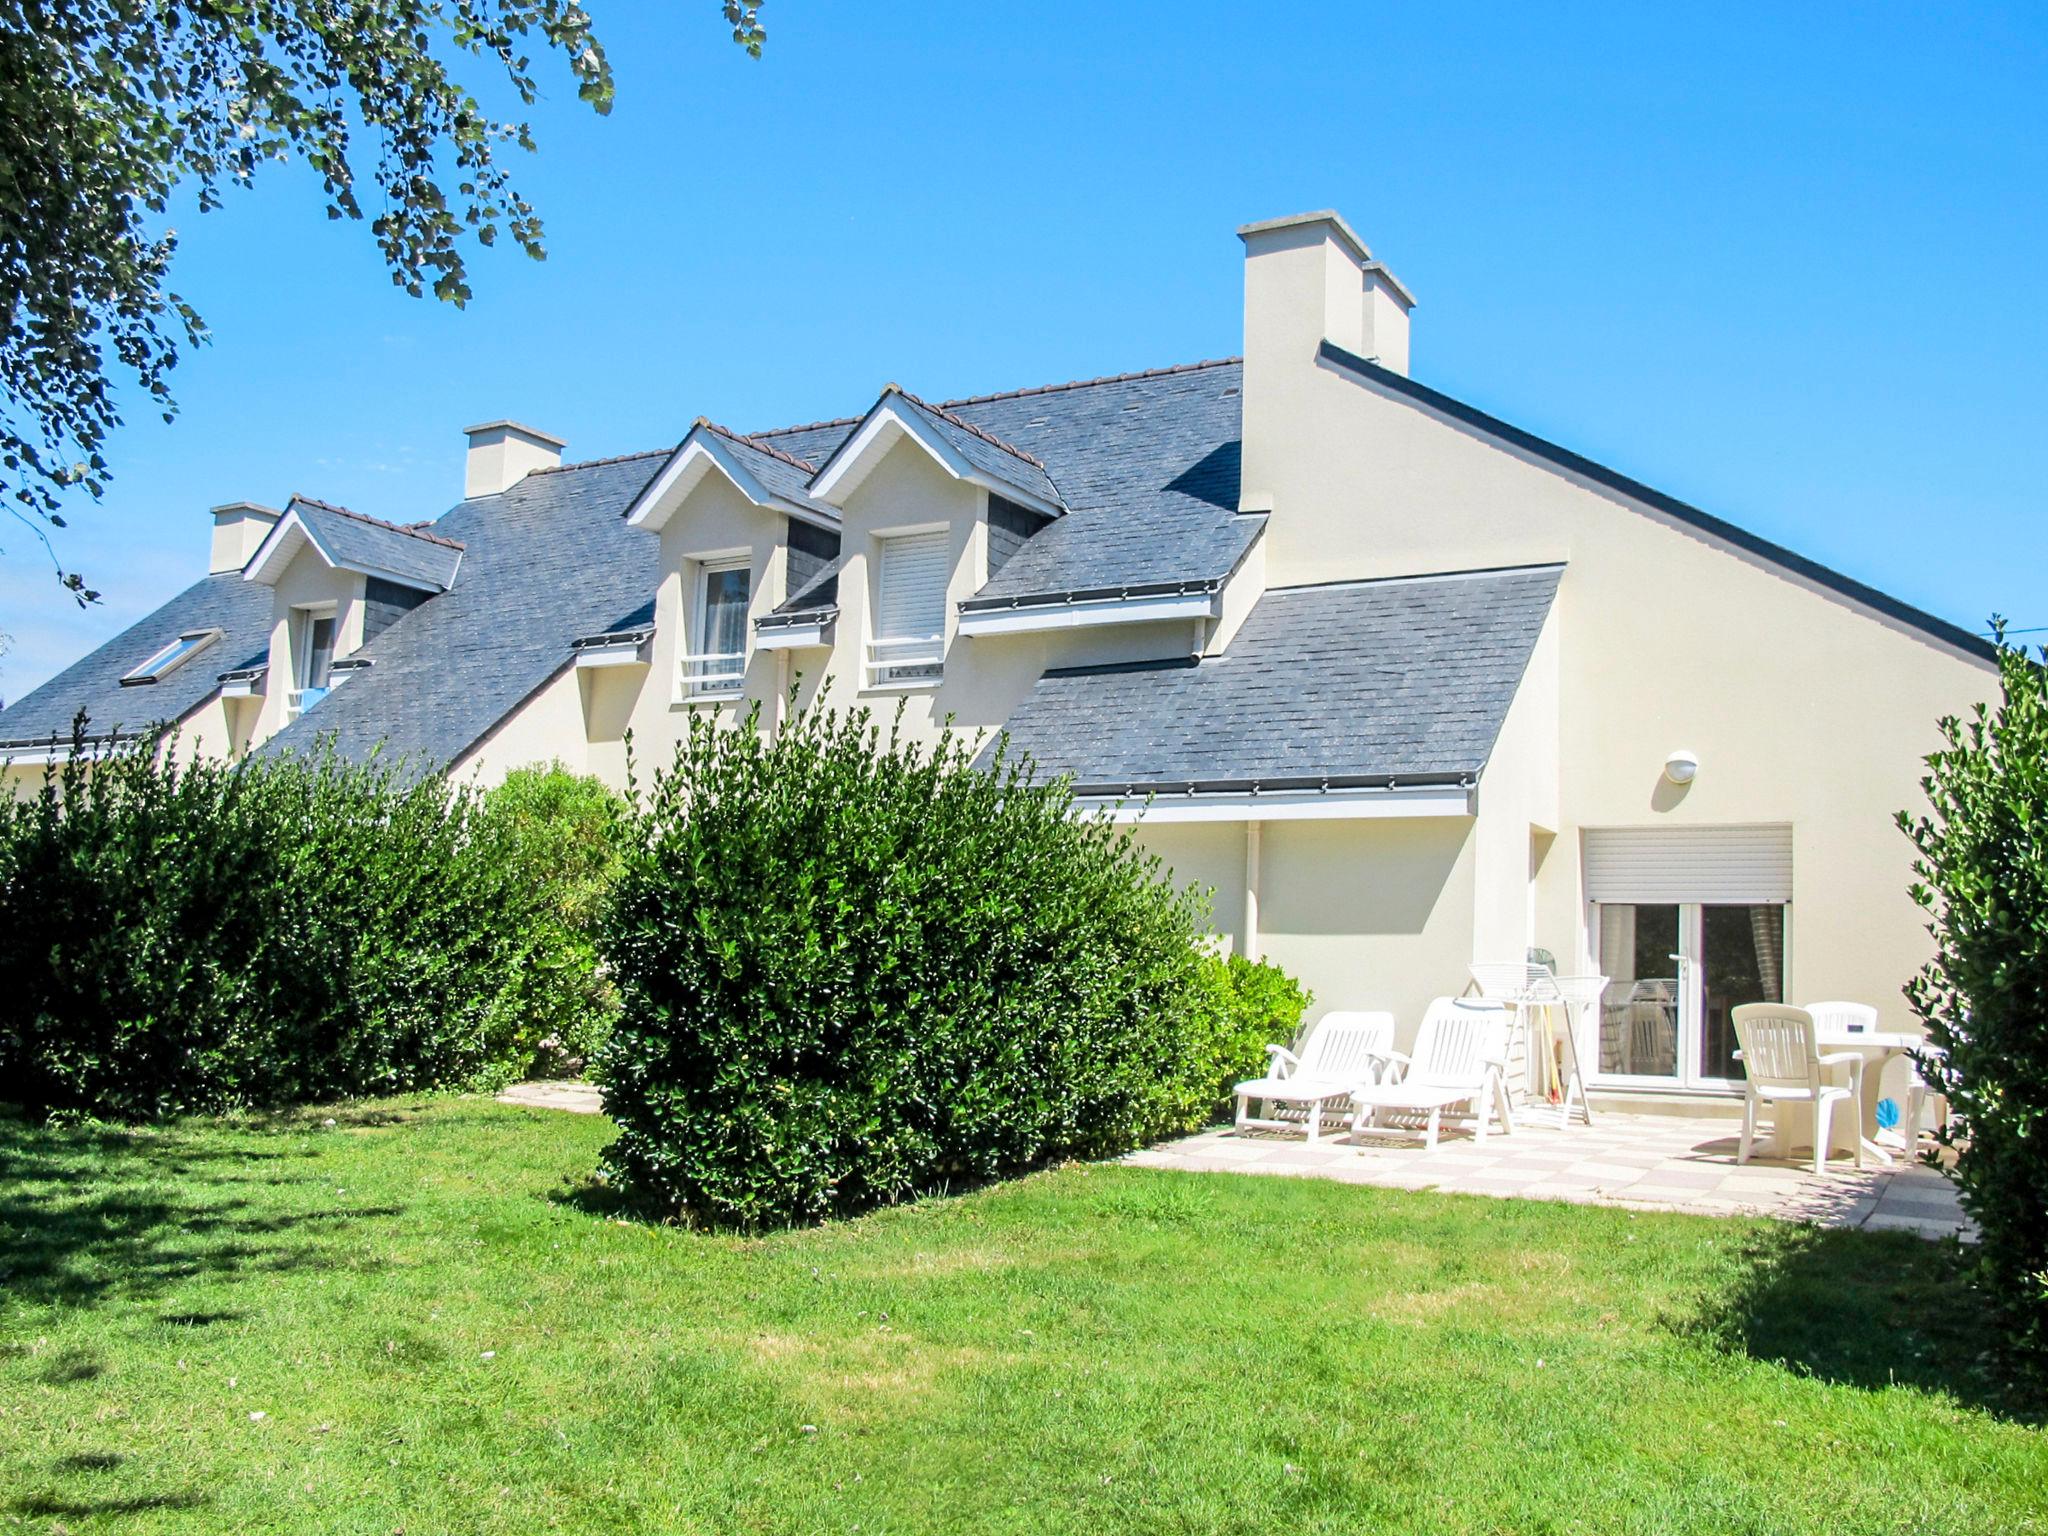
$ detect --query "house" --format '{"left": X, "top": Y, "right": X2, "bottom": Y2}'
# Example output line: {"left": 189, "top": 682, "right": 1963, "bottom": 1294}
{"left": 1, "top": 211, "right": 1996, "bottom": 1107}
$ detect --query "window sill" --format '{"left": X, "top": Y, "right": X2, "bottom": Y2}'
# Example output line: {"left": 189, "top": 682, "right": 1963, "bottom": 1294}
{"left": 859, "top": 677, "right": 944, "bottom": 696}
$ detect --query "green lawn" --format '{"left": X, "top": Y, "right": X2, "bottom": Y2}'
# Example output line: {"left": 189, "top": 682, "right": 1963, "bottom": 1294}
{"left": 0, "top": 1099, "right": 2039, "bottom": 1534}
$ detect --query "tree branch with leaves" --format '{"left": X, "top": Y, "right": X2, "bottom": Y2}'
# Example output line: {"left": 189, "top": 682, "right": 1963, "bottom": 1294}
{"left": 0, "top": 0, "right": 764, "bottom": 605}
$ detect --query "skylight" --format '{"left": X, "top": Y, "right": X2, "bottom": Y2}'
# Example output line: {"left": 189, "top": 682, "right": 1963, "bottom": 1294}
{"left": 119, "top": 628, "right": 222, "bottom": 686}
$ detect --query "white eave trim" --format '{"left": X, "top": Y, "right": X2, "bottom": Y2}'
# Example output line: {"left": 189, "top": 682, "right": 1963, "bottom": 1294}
{"left": 958, "top": 590, "right": 1219, "bottom": 636}
{"left": 1080, "top": 783, "right": 1477, "bottom": 824}
{"left": 808, "top": 401, "right": 1062, "bottom": 518}
{"left": 0, "top": 736, "right": 125, "bottom": 767}
{"left": 623, "top": 434, "right": 837, "bottom": 533}
{"left": 754, "top": 617, "right": 835, "bottom": 650}
{"left": 574, "top": 638, "right": 653, "bottom": 669}
{"left": 217, "top": 667, "right": 268, "bottom": 698}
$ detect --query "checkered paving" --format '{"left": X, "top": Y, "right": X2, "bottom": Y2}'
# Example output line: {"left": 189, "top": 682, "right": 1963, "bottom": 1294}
{"left": 1126, "top": 1111, "right": 1969, "bottom": 1239}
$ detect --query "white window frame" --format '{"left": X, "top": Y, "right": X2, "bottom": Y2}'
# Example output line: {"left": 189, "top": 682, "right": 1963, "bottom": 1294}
{"left": 120, "top": 627, "right": 222, "bottom": 685}
{"left": 1585, "top": 899, "right": 1793, "bottom": 1093}
{"left": 680, "top": 555, "right": 751, "bottom": 699}
{"left": 866, "top": 529, "right": 949, "bottom": 690}
{"left": 288, "top": 603, "right": 338, "bottom": 722}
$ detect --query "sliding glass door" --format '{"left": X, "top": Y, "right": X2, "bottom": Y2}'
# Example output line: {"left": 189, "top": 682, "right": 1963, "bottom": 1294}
{"left": 1595, "top": 902, "right": 1787, "bottom": 1089}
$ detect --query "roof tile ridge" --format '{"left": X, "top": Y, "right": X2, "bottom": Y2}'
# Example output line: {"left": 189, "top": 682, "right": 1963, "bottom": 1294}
{"left": 291, "top": 495, "right": 466, "bottom": 550}
{"left": 885, "top": 385, "right": 1049, "bottom": 471}
{"left": 529, "top": 447, "right": 673, "bottom": 476}
{"left": 693, "top": 417, "right": 817, "bottom": 473}
{"left": 751, "top": 411, "right": 866, "bottom": 437}
{"left": 939, "top": 357, "right": 1242, "bottom": 409}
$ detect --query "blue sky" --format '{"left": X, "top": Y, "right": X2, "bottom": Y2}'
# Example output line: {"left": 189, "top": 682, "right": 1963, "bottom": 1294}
{"left": 4, "top": 1, "right": 2044, "bottom": 698}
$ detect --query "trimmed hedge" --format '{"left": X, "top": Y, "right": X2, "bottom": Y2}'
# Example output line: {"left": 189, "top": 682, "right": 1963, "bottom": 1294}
{"left": 0, "top": 727, "right": 620, "bottom": 1120}
{"left": 596, "top": 701, "right": 1299, "bottom": 1228}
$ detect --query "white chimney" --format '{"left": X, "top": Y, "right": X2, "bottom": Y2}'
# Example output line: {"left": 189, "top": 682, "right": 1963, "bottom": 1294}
{"left": 208, "top": 501, "right": 282, "bottom": 574}
{"left": 1237, "top": 211, "right": 1414, "bottom": 515}
{"left": 463, "top": 420, "right": 566, "bottom": 498}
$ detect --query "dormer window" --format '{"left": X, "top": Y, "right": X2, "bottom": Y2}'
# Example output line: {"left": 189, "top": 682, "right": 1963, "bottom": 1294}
{"left": 868, "top": 531, "right": 948, "bottom": 687}
{"left": 682, "top": 557, "right": 750, "bottom": 698}
{"left": 120, "top": 628, "right": 222, "bottom": 686}
{"left": 289, "top": 605, "right": 336, "bottom": 721}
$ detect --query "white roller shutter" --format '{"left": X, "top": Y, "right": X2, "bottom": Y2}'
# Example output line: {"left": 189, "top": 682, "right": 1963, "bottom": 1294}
{"left": 876, "top": 531, "right": 949, "bottom": 641}
{"left": 1583, "top": 825, "right": 1793, "bottom": 905}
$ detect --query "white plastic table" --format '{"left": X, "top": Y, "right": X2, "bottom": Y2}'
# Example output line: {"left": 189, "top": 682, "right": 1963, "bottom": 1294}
{"left": 1763, "top": 1027, "right": 1919, "bottom": 1164}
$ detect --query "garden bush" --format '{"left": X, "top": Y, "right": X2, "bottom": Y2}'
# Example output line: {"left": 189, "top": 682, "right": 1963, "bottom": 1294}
{"left": 0, "top": 723, "right": 618, "bottom": 1120}
{"left": 1190, "top": 947, "right": 1312, "bottom": 1110}
{"left": 479, "top": 763, "right": 627, "bottom": 1072}
{"left": 1901, "top": 630, "right": 2048, "bottom": 1360}
{"left": 596, "top": 700, "right": 1291, "bottom": 1227}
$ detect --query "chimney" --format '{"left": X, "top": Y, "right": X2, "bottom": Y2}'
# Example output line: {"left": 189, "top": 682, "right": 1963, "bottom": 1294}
{"left": 209, "top": 501, "right": 282, "bottom": 574}
{"left": 463, "top": 420, "right": 566, "bottom": 498}
{"left": 1237, "top": 211, "right": 1414, "bottom": 514}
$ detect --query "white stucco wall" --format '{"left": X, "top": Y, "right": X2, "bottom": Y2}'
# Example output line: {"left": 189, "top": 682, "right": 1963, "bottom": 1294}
{"left": 1240, "top": 324, "right": 1993, "bottom": 1034}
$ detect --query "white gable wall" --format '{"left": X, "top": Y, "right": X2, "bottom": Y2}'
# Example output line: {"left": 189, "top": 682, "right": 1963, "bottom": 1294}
{"left": 1241, "top": 343, "right": 1994, "bottom": 1033}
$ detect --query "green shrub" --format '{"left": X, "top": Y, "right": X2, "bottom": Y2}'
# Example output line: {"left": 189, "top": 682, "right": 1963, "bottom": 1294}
{"left": 0, "top": 723, "right": 612, "bottom": 1120}
{"left": 595, "top": 700, "right": 1260, "bottom": 1228}
{"left": 479, "top": 764, "right": 626, "bottom": 1072}
{"left": 1192, "top": 948, "right": 1312, "bottom": 1106}
{"left": 1901, "top": 631, "right": 2048, "bottom": 1359}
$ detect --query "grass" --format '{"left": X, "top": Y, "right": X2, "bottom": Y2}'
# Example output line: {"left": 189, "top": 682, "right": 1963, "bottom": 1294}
{"left": 0, "top": 1098, "right": 2041, "bottom": 1535}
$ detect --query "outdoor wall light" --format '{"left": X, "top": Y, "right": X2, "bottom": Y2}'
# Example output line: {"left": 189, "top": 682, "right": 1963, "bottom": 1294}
{"left": 1664, "top": 749, "right": 1700, "bottom": 786}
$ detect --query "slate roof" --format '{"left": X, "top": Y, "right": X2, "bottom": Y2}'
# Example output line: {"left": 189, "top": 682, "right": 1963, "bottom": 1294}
{"left": 748, "top": 360, "right": 1255, "bottom": 603}
{"left": 280, "top": 497, "right": 465, "bottom": 591}
{"left": 941, "top": 362, "right": 1256, "bottom": 604}
{"left": 989, "top": 566, "right": 1563, "bottom": 791}
{"left": 688, "top": 422, "right": 839, "bottom": 524}
{"left": 884, "top": 389, "right": 1064, "bottom": 510}
{"left": 0, "top": 572, "right": 274, "bottom": 751}
{"left": 766, "top": 554, "right": 845, "bottom": 621}
{"left": 258, "top": 454, "right": 662, "bottom": 768}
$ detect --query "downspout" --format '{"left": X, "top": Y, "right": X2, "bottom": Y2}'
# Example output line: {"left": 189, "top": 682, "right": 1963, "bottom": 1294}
{"left": 1244, "top": 820, "right": 1262, "bottom": 963}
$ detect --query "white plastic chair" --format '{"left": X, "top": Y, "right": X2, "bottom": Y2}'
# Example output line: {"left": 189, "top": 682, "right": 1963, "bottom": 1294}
{"left": 1347, "top": 999, "right": 1515, "bottom": 1150}
{"left": 1905, "top": 1053, "right": 1949, "bottom": 1152}
{"left": 1233, "top": 1011, "right": 1395, "bottom": 1144}
{"left": 1731, "top": 1003, "right": 1865, "bottom": 1173}
{"left": 1804, "top": 1000, "right": 1947, "bottom": 1149}
{"left": 1803, "top": 1000, "right": 1879, "bottom": 1035}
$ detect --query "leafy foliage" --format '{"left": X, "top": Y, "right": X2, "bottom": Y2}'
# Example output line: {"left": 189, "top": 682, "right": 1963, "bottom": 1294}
{"left": 1900, "top": 629, "right": 2048, "bottom": 1360}
{"left": 595, "top": 700, "right": 1276, "bottom": 1228}
{"left": 0, "top": 722, "right": 616, "bottom": 1119}
{"left": 1191, "top": 947, "right": 1312, "bottom": 1108}
{"left": 0, "top": 0, "right": 763, "bottom": 600}
{"left": 479, "top": 762, "right": 626, "bottom": 1071}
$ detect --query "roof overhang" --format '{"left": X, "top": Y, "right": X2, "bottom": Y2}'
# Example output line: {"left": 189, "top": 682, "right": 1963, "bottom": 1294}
{"left": 755, "top": 611, "right": 837, "bottom": 650}
{"left": 571, "top": 626, "right": 655, "bottom": 669}
{"left": 0, "top": 734, "right": 126, "bottom": 767}
{"left": 958, "top": 585, "right": 1220, "bottom": 637}
{"left": 217, "top": 664, "right": 268, "bottom": 699}
{"left": 808, "top": 398, "right": 1064, "bottom": 518}
{"left": 623, "top": 431, "right": 838, "bottom": 534}
{"left": 1076, "top": 775, "right": 1476, "bottom": 824}
{"left": 241, "top": 505, "right": 454, "bottom": 593}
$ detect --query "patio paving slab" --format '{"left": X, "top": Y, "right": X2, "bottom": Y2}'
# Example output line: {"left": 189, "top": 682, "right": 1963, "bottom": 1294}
{"left": 1132, "top": 1111, "right": 1971, "bottom": 1240}
{"left": 497, "top": 1080, "right": 604, "bottom": 1114}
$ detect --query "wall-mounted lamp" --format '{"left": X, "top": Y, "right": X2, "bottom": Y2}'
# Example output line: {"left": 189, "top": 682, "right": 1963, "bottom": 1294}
{"left": 1664, "top": 749, "right": 1699, "bottom": 786}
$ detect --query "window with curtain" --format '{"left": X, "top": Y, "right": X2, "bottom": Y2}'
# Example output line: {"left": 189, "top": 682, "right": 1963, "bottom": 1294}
{"left": 686, "top": 558, "right": 750, "bottom": 696}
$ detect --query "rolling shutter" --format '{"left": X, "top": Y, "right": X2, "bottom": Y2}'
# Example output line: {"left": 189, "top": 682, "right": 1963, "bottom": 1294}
{"left": 876, "top": 531, "right": 949, "bottom": 641}
{"left": 1583, "top": 825, "right": 1793, "bottom": 905}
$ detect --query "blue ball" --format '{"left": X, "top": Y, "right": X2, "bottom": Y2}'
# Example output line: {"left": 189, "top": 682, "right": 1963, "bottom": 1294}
{"left": 1875, "top": 1097, "right": 1900, "bottom": 1130}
